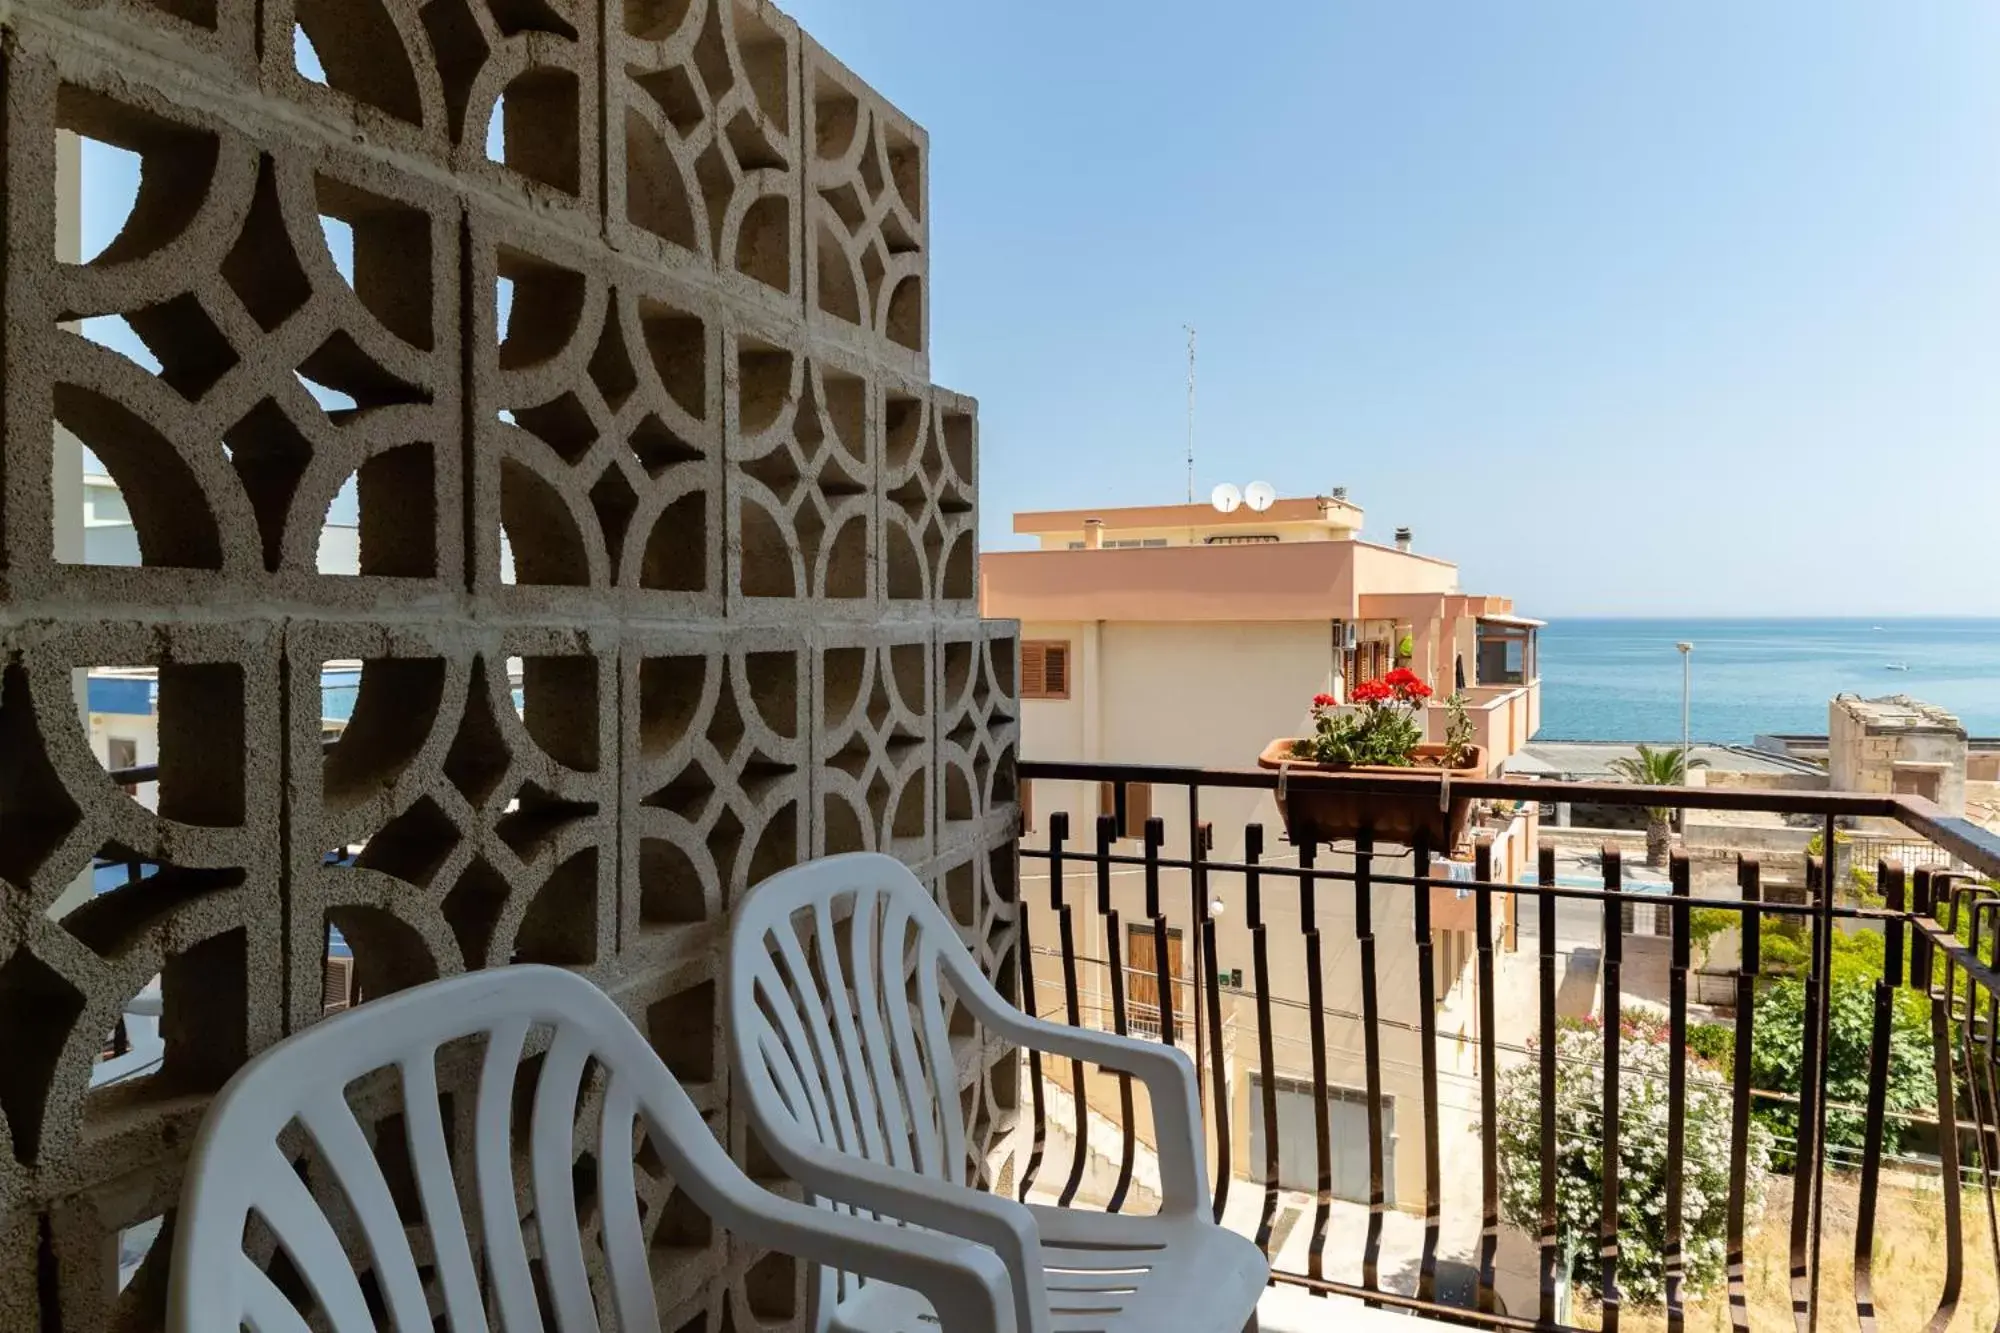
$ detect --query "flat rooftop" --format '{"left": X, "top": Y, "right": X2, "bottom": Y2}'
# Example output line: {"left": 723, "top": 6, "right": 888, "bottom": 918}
{"left": 1505, "top": 741, "right": 1822, "bottom": 780}
{"left": 1834, "top": 693, "right": 1966, "bottom": 736}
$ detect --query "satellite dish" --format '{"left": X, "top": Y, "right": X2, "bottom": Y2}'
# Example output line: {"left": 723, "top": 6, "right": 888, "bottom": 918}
{"left": 1211, "top": 483, "right": 1243, "bottom": 514}
{"left": 1244, "top": 481, "right": 1277, "bottom": 512}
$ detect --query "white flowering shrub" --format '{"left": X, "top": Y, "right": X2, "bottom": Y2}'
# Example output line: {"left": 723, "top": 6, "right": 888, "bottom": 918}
{"left": 1493, "top": 1014, "right": 1773, "bottom": 1307}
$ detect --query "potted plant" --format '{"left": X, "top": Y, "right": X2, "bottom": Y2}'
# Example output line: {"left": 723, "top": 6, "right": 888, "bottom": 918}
{"left": 1257, "top": 673, "right": 1484, "bottom": 849}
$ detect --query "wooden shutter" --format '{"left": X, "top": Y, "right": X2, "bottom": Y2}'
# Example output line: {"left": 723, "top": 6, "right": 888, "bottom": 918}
{"left": 1099, "top": 781, "right": 1153, "bottom": 839}
{"left": 1021, "top": 641, "right": 1071, "bottom": 700}
{"left": 322, "top": 955, "right": 354, "bottom": 1013}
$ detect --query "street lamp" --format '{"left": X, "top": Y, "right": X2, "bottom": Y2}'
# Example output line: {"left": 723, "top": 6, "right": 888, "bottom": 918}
{"left": 1675, "top": 642, "right": 1694, "bottom": 772}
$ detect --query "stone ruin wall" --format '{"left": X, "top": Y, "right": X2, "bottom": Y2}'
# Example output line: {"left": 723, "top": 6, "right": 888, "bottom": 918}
{"left": 0, "top": 0, "right": 1021, "bottom": 1326}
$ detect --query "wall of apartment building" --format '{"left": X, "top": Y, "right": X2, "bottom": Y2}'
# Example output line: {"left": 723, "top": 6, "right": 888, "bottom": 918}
{"left": 0, "top": 3, "right": 1021, "bottom": 1329}
{"left": 1016, "top": 618, "right": 1544, "bottom": 1205}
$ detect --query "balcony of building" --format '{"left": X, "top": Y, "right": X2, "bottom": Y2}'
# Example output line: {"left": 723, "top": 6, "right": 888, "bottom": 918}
{"left": 1009, "top": 758, "right": 2000, "bottom": 1331}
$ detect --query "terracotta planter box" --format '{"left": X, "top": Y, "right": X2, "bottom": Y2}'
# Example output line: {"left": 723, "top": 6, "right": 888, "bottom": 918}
{"left": 1257, "top": 740, "right": 1486, "bottom": 850}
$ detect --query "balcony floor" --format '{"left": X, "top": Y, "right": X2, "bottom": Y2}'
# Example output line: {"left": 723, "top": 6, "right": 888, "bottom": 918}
{"left": 1258, "top": 1284, "right": 1463, "bottom": 1331}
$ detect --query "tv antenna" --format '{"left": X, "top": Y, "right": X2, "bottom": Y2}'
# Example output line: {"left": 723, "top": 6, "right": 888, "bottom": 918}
{"left": 1184, "top": 324, "right": 1197, "bottom": 503}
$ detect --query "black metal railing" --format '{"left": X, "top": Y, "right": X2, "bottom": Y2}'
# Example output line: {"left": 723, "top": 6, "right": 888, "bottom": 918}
{"left": 1013, "top": 759, "right": 2000, "bottom": 1331}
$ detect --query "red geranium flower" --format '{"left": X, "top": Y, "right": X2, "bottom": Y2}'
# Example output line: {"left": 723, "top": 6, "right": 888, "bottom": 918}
{"left": 1351, "top": 679, "right": 1393, "bottom": 704}
{"left": 1312, "top": 693, "right": 1338, "bottom": 709}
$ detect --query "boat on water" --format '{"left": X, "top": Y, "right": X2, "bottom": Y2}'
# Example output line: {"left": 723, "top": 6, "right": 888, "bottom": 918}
{"left": 1885, "top": 662, "right": 1911, "bottom": 671}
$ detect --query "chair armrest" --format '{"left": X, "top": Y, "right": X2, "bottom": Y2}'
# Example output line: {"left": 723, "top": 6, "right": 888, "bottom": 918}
{"left": 752, "top": 1127, "right": 1051, "bottom": 1333}
{"left": 960, "top": 1002, "right": 1209, "bottom": 1214}
{"left": 713, "top": 1178, "right": 1022, "bottom": 1333}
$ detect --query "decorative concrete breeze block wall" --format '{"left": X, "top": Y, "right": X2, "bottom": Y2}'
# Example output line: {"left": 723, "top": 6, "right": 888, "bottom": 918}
{"left": 0, "top": 1, "right": 1020, "bottom": 1327}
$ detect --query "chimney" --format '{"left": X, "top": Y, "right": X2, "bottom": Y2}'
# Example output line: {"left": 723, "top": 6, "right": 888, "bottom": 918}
{"left": 1394, "top": 526, "right": 1413, "bottom": 552}
{"left": 1083, "top": 518, "right": 1104, "bottom": 551}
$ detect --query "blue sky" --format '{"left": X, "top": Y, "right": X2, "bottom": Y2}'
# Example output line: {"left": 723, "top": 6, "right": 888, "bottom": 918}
{"left": 788, "top": 1, "right": 2000, "bottom": 617}
{"left": 76, "top": 7, "right": 2000, "bottom": 616}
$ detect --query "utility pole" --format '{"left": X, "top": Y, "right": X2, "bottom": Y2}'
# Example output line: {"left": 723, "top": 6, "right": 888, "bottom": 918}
{"left": 1184, "top": 325, "right": 1197, "bottom": 502}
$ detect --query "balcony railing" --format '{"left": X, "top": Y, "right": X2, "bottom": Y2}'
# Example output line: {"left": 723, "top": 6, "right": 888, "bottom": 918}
{"left": 1014, "top": 758, "right": 2000, "bottom": 1330}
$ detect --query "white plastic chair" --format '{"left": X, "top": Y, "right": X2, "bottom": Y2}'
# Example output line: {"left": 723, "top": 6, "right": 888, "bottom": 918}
{"left": 167, "top": 965, "right": 1021, "bottom": 1333}
{"left": 727, "top": 852, "right": 1268, "bottom": 1333}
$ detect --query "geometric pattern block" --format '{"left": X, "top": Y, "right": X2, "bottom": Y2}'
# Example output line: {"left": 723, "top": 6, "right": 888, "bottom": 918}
{"left": 0, "top": 622, "right": 282, "bottom": 1194}
{"left": 937, "top": 622, "right": 1021, "bottom": 857}
{"left": 883, "top": 381, "right": 978, "bottom": 612}
{"left": 728, "top": 331, "right": 876, "bottom": 610}
{"left": 2, "top": 51, "right": 462, "bottom": 603}
{"left": 813, "top": 632, "right": 932, "bottom": 863}
{"left": 608, "top": 0, "right": 802, "bottom": 313}
{"left": 470, "top": 215, "right": 725, "bottom": 616}
{"left": 621, "top": 631, "right": 805, "bottom": 968}
{"left": 804, "top": 35, "right": 928, "bottom": 372}
{"left": 284, "top": 622, "right": 617, "bottom": 1031}
{"left": 612, "top": 959, "right": 732, "bottom": 1329}
{"left": 263, "top": 0, "right": 599, "bottom": 215}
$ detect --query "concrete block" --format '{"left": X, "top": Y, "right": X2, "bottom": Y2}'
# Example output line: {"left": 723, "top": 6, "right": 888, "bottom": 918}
{"left": 0, "top": 619, "right": 283, "bottom": 1197}
{"left": 803, "top": 32, "right": 929, "bottom": 374}
{"left": 606, "top": 0, "right": 804, "bottom": 319}
{"left": 936, "top": 619, "right": 1022, "bottom": 858}
{"left": 724, "top": 325, "right": 881, "bottom": 617}
{"left": 812, "top": 628, "right": 935, "bottom": 865}
{"left": 261, "top": 0, "right": 601, "bottom": 221}
{"left": 619, "top": 626, "right": 807, "bottom": 974}
{"left": 283, "top": 619, "right": 619, "bottom": 1033}
{"left": 2, "top": 43, "right": 465, "bottom": 609}
{"left": 882, "top": 379, "right": 979, "bottom": 616}
{"left": 467, "top": 208, "right": 727, "bottom": 619}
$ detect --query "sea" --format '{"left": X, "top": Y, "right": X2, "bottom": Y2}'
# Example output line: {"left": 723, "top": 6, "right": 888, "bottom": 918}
{"left": 1537, "top": 619, "right": 2000, "bottom": 744}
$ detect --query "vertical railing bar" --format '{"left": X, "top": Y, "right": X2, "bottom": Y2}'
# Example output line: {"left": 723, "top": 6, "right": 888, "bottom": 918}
{"left": 1790, "top": 834, "right": 1832, "bottom": 1333}
{"left": 1016, "top": 814, "right": 1049, "bottom": 1203}
{"left": 1190, "top": 791, "right": 1232, "bottom": 1224}
{"left": 1301, "top": 826, "right": 1334, "bottom": 1282}
{"left": 1952, "top": 888, "right": 2000, "bottom": 1328}
{"left": 1962, "top": 890, "right": 2000, "bottom": 1323}
{"left": 1852, "top": 861, "right": 1901, "bottom": 1333}
{"left": 1098, "top": 814, "right": 1138, "bottom": 1216}
{"left": 1601, "top": 844, "right": 1624, "bottom": 1333}
{"left": 1968, "top": 888, "right": 2000, "bottom": 1312}
{"left": 1049, "top": 814, "right": 1092, "bottom": 1210}
{"left": 1145, "top": 818, "right": 1177, "bottom": 1050}
{"left": 1357, "top": 830, "right": 1386, "bottom": 1300}
{"left": 1190, "top": 787, "right": 1207, "bottom": 1122}
{"left": 1805, "top": 815, "right": 1839, "bottom": 1333}
{"left": 1414, "top": 828, "right": 1443, "bottom": 1305}
{"left": 1726, "top": 858, "right": 1761, "bottom": 1333}
{"left": 1915, "top": 867, "right": 1964, "bottom": 1331}
{"left": 1475, "top": 836, "right": 1500, "bottom": 1317}
{"left": 1664, "top": 851, "right": 1691, "bottom": 1333}
{"left": 1247, "top": 824, "right": 1283, "bottom": 1255}
{"left": 1537, "top": 842, "right": 1561, "bottom": 1326}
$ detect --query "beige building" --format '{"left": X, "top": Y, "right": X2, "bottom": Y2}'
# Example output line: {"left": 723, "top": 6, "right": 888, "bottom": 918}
{"left": 983, "top": 494, "right": 1544, "bottom": 1208}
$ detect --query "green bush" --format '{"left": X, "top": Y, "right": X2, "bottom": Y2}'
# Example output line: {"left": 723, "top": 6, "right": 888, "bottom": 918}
{"left": 1686, "top": 1021, "right": 1735, "bottom": 1068}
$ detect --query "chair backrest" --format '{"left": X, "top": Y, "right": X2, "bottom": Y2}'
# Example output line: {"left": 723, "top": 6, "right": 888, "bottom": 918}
{"left": 727, "top": 854, "right": 994, "bottom": 1313}
{"left": 169, "top": 965, "right": 726, "bottom": 1333}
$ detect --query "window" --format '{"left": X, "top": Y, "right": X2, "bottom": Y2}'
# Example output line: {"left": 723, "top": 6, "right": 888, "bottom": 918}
{"left": 1206, "top": 533, "right": 1279, "bottom": 545}
{"left": 1475, "top": 623, "right": 1537, "bottom": 687}
{"left": 1123, "top": 923, "right": 1185, "bottom": 1042}
{"left": 1021, "top": 641, "right": 1071, "bottom": 700}
{"left": 107, "top": 736, "right": 139, "bottom": 796}
{"left": 1098, "top": 780, "right": 1152, "bottom": 839}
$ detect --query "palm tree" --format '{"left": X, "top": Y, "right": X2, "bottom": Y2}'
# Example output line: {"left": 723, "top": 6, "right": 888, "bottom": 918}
{"left": 1608, "top": 744, "right": 1709, "bottom": 868}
